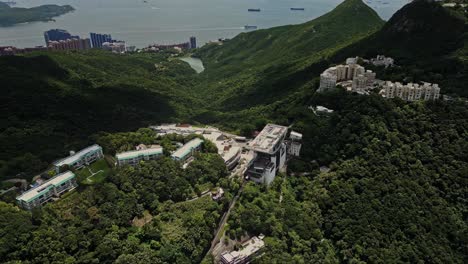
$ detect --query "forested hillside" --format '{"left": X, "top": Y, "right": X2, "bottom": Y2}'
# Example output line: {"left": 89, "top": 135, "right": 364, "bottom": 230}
{"left": 194, "top": 0, "right": 384, "bottom": 110}
{"left": 228, "top": 92, "right": 468, "bottom": 263}
{"left": 0, "top": 51, "right": 198, "bottom": 179}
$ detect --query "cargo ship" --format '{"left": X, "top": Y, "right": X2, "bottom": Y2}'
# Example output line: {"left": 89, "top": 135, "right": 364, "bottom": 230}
{"left": 290, "top": 7, "right": 305, "bottom": 11}
{"left": 244, "top": 25, "right": 258, "bottom": 30}
{"left": 248, "top": 8, "right": 261, "bottom": 12}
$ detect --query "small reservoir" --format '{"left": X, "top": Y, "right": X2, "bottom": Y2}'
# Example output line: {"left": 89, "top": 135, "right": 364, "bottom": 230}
{"left": 180, "top": 57, "right": 205, "bottom": 73}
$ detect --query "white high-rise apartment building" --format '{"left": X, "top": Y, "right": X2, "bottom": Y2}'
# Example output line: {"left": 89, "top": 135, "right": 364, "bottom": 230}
{"left": 383, "top": 81, "right": 440, "bottom": 101}
{"left": 319, "top": 59, "right": 372, "bottom": 93}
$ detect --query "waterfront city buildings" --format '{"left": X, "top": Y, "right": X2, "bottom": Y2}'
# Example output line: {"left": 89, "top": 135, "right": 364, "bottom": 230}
{"left": 0, "top": 46, "right": 48, "bottom": 56}
{"left": 221, "top": 235, "right": 265, "bottom": 264}
{"left": 16, "top": 171, "right": 77, "bottom": 210}
{"left": 102, "top": 41, "right": 126, "bottom": 53}
{"left": 90, "top": 32, "right": 113, "bottom": 48}
{"left": 48, "top": 38, "right": 92, "bottom": 51}
{"left": 245, "top": 124, "right": 288, "bottom": 186}
{"left": 53, "top": 144, "right": 104, "bottom": 173}
{"left": 382, "top": 81, "right": 441, "bottom": 101}
{"left": 44, "top": 29, "right": 78, "bottom": 45}
{"left": 116, "top": 145, "right": 163, "bottom": 166}
{"left": 171, "top": 138, "right": 204, "bottom": 162}
{"left": 190, "top": 36, "right": 197, "bottom": 49}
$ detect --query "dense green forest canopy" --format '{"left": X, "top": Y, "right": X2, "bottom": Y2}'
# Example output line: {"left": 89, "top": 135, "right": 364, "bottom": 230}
{"left": 0, "top": 2, "right": 74, "bottom": 26}
{"left": 0, "top": 144, "right": 239, "bottom": 263}
{"left": 0, "top": 51, "right": 199, "bottom": 180}
{"left": 228, "top": 92, "right": 468, "bottom": 263}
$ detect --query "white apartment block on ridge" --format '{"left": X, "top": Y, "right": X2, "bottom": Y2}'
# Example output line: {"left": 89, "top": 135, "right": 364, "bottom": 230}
{"left": 53, "top": 144, "right": 104, "bottom": 173}
{"left": 382, "top": 81, "right": 440, "bottom": 101}
{"left": 116, "top": 145, "right": 164, "bottom": 166}
{"left": 318, "top": 59, "right": 375, "bottom": 93}
{"left": 16, "top": 171, "right": 77, "bottom": 210}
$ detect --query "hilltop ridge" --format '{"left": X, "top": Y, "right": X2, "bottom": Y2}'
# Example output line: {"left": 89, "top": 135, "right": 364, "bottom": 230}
{"left": 194, "top": 0, "right": 384, "bottom": 111}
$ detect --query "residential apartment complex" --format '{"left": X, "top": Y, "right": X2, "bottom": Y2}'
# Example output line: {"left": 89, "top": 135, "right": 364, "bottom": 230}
{"left": 44, "top": 29, "right": 78, "bottom": 45}
{"left": 116, "top": 145, "right": 164, "bottom": 166}
{"left": 48, "top": 38, "right": 91, "bottom": 51}
{"left": 53, "top": 144, "right": 104, "bottom": 173}
{"left": 383, "top": 81, "right": 441, "bottom": 101}
{"left": 171, "top": 138, "right": 204, "bottom": 162}
{"left": 318, "top": 61, "right": 375, "bottom": 93}
{"left": 245, "top": 124, "right": 288, "bottom": 186}
{"left": 16, "top": 171, "right": 77, "bottom": 210}
{"left": 221, "top": 235, "right": 265, "bottom": 264}
{"left": 318, "top": 56, "right": 441, "bottom": 101}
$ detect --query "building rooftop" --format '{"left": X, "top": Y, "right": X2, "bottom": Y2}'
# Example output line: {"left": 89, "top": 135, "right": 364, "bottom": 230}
{"left": 54, "top": 144, "right": 102, "bottom": 167}
{"left": 290, "top": 131, "right": 303, "bottom": 140}
{"left": 203, "top": 132, "right": 241, "bottom": 163}
{"left": 171, "top": 138, "right": 204, "bottom": 159}
{"left": 247, "top": 124, "right": 288, "bottom": 154}
{"left": 221, "top": 236, "right": 265, "bottom": 263}
{"left": 116, "top": 146, "right": 163, "bottom": 160}
{"left": 17, "top": 171, "right": 75, "bottom": 203}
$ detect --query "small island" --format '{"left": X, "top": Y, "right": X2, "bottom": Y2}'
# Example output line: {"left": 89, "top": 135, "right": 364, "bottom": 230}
{"left": 0, "top": 2, "right": 74, "bottom": 26}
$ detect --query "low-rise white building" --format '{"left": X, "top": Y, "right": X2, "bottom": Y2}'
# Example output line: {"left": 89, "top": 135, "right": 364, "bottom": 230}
{"left": 116, "top": 145, "right": 164, "bottom": 166}
{"left": 171, "top": 138, "right": 204, "bottom": 162}
{"left": 16, "top": 171, "right": 77, "bottom": 210}
{"left": 53, "top": 144, "right": 104, "bottom": 173}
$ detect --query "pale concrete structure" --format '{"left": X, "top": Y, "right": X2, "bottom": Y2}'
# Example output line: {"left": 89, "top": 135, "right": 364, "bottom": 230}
{"left": 319, "top": 61, "right": 371, "bottom": 93}
{"left": 221, "top": 235, "right": 265, "bottom": 264}
{"left": 383, "top": 81, "right": 440, "bottom": 101}
{"left": 288, "top": 131, "right": 302, "bottom": 157}
{"left": 16, "top": 171, "right": 77, "bottom": 210}
{"left": 53, "top": 144, "right": 103, "bottom": 173}
{"left": 245, "top": 124, "right": 288, "bottom": 186}
{"left": 116, "top": 146, "right": 163, "bottom": 166}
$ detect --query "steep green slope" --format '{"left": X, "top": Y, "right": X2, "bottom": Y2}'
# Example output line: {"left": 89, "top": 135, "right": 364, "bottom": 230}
{"left": 194, "top": 0, "right": 384, "bottom": 110}
{"left": 0, "top": 51, "right": 197, "bottom": 179}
